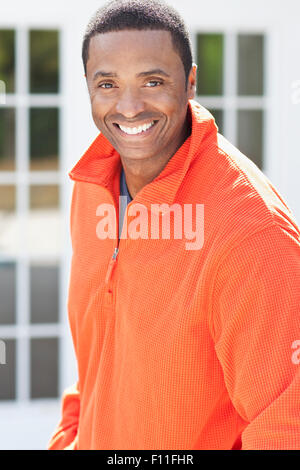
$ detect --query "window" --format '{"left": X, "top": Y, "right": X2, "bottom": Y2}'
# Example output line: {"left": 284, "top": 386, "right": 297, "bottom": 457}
{"left": 30, "top": 264, "right": 59, "bottom": 324}
{"left": 0, "top": 28, "right": 62, "bottom": 402}
{"left": 30, "top": 30, "right": 59, "bottom": 94}
{"left": 30, "top": 108, "right": 59, "bottom": 171}
{"left": 0, "top": 30, "right": 15, "bottom": 93}
{"left": 0, "top": 263, "right": 16, "bottom": 325}
{"left": 0, "top": 108, "right": 15, "bottom": 171}
{"left": 195, "top": 32, "right": 265, "bottom": 170}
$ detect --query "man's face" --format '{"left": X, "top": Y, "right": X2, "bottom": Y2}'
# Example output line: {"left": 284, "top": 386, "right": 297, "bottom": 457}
{"left": 86, "top": 29, "right": 196, "bottom": 163}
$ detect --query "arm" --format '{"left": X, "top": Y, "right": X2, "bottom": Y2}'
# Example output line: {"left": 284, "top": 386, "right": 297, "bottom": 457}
{"left": 210, "top": 221, "right": 300, "bottom": 449}
{"left": 48, "top": 382, "right": 80, "bottom": 450}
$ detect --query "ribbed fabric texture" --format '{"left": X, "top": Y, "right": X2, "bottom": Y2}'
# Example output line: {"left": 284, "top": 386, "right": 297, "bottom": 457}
{"left": 48, "top": 100, "right": 300, "bottom": 450}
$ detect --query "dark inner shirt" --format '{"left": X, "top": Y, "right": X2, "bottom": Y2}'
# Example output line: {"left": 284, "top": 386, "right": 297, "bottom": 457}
{"left": 119, "top": 167, "right": 133, "bottom": 239}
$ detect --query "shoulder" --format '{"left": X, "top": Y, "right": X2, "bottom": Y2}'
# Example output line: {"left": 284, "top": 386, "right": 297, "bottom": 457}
{"left": 185, "top": 131, "right": 300, "bottom": 265}
{"left": 205, "top": 133, "right": 297, "bottom": 245}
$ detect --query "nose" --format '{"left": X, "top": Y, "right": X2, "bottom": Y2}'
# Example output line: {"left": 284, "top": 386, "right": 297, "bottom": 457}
{"left": 115, "top": 86, "right": 145, "bottom": 118}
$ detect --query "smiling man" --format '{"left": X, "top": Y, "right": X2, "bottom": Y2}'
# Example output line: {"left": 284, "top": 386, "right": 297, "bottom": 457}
{"left": 48, "top": 0, "right": 300, "bottom": 450}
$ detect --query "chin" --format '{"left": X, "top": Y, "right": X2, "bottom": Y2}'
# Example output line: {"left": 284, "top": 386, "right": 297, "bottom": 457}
{"left": 120, "top": 151, "right": 154, "bottom": 161}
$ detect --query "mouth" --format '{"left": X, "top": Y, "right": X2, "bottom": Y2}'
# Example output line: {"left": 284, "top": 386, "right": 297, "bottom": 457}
{"left": 113, "top": 120, "right": 158, "bottom": 137}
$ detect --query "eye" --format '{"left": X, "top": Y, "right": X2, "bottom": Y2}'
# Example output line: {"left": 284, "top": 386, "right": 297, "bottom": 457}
{"left": 98, "top": 82, "right": 114, "bottom": 89}
{"left": 145, "top": 80, "right": 163, "bottom": 88}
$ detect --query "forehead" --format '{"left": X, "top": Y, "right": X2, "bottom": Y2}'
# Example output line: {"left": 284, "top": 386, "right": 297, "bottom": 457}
{"left": 86, "top": 29, "right": 183, "bottom": 75}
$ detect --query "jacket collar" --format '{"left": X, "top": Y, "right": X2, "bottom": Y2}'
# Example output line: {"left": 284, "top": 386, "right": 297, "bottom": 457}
{"left": 68, "top": 100, "right": 218, "bottom": 207}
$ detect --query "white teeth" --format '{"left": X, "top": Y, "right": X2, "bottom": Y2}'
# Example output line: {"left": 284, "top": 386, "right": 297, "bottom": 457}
{"left": 118, "top": 121, "right": 155, "bottom": 135}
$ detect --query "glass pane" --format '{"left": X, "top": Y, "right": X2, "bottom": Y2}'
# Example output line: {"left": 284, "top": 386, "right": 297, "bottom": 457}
{"left": 0, "top": 108, "right": 15, "bottom": 171}
{"left": 0, "top": 185, "right": 16, "bottom": 211}
{"left": 29, "top": 185, "right": 59, "bottom": 209}
{"left": 196, "top": 34, "right": 223, "bottom": 95}
{"left": 0, "top": 263, "right": 16, "bottom": 325}
{"left": 238, "top": 35, "right": 264, "bottom": 96}
{"left": 0, "top": 339, "right": 16, "bottom": 400}
{"left": 208, "top": 109, "right": 224, "bottom": 134}
{"left": 0, "top": 186, "right": 17, "bottom": 256}
{"left": 27, "top": 185, "right": 61, "bottom": 257}
{"left": 30, "top": 30, "right": 59, "bottom": 94}
{"left": 237, "top": 109, "right": 264, "bottom": 170}
{"left": 30, "top": 337, "right": 59, "bottom": 399}
{"left": 0, "top": 30, "right": 15, "bottom": 93}
{"left": 30, "top": 265, "right": 59, "bottom": 324}
{"left": 30, "top": 108, "right": 59, "bottom": 170}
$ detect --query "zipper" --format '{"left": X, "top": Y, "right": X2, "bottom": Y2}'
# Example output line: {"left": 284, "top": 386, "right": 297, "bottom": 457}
{"left": 101, "top": 183, "right": 120, "bottom": 303}
{"left": 69, "top": 174, "right": 127, "bottom": 303}
{"left": 105, "top": 246, "right": 119, "bottom": 286}
{"left": 104, "top": 195, "right": 133, "bottom": 301}
{"left": 104, "top": 194, "right": 134, "bottom": 289}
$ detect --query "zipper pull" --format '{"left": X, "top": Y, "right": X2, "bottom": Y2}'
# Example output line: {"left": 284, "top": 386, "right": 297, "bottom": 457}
{"left": 105, "top": 247, "right": 119, "bottom": 285}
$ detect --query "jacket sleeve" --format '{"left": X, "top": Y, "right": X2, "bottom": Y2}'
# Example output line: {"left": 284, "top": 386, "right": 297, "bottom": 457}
{"left": 210, "top": 221, "right": 300, "bottom": 449}
{"left": 47, "top": 382, "right": 80, "bottom": 450}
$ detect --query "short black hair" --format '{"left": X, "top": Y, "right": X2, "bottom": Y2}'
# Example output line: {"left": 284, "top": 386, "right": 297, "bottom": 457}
{"left": 82, "top": 0, "right": 193, "bottom": 84}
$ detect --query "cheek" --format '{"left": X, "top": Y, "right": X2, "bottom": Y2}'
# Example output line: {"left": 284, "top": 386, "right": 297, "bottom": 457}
{"left": 159, "top": 89, "right": 188, "bottom": 115}
{"left": 165, "top": 98, "right": 188, "bottom": 126}
{"left": 91, "top": 108, "right": 102, "bottom": 129}
{"left": 91, "top": 90, "right": 112, "bottom": 111}
{"left": 90, "top": 97, "right": 108, "bottom": 126}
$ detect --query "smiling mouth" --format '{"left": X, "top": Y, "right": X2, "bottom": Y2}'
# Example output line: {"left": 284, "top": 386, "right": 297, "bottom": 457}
{"left": 114, "top": 120, "right": 158, "bottom": 136}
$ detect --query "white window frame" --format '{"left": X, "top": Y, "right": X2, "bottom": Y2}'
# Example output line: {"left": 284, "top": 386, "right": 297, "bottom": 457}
{"left": 191, "top": 27, "right": 281, "bottom": 186}
{"left": 0, "top": 25, "right": 76, "bottom": 411}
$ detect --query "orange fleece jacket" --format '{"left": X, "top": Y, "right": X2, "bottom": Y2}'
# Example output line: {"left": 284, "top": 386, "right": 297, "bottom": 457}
{"left": 48, "top": 100, "right": 300, "bottom": 450}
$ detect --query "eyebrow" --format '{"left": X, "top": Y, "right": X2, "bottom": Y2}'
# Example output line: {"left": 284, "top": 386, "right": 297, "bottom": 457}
{"left": 93, "top": 68, "right": 170, "bottom": 81}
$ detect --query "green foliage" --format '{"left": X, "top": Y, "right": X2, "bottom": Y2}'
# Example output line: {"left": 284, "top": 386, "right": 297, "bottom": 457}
{"left": 0, "top": 30, "right": 15, "bottom": 93}
{"left": 30, "top": 30, "right": 59, "bottom": 93}
{"left": 196, "top": 34, "right": 223, "bottom": 95}
{"left": 30, "top": 107, "right": 59, "bottom": 159}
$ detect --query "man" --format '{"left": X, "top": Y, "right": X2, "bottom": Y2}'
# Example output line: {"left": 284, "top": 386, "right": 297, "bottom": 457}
{"left": 48, "top": 0, "right": 300, "bottom": 450}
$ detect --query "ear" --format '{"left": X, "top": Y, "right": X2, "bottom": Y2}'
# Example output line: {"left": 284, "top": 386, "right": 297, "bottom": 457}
{"left": 187, "top": 63, "right": 197, "bottom": 100}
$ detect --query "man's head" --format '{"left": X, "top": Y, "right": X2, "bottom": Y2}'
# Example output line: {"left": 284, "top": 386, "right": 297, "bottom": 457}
{"left": 82, "top": 0, "right": 193, "bottom": 87}
{"left": 82, "top": 0, "right": 197, "bottom": 165}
